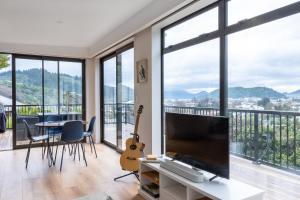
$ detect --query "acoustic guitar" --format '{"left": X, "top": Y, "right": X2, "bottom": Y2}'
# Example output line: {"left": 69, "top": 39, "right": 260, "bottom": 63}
{"left": 120, "top": 105, "right": 145, "bottom": 172}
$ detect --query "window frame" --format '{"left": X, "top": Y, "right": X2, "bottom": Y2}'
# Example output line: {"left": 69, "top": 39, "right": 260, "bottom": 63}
{"left": 160, "top": 0, "right": 300, "bottom": 154}
{"left": 99, "top": 42, "right": 134, "bottom": 151}
{"left": 4, "top": 53, "right": 85, "bottom": 150}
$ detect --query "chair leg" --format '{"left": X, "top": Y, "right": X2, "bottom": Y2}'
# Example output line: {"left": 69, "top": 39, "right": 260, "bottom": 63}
{"left": 54, "top": 143, "right": 59, "bottom": 165}
{"left": 68, "top": 144, "right": 72, "bottom": 155}
{"left": 47, "top": 138, "right": 53, "bottom": 167}
{"left": 25, "top": 141, "right": 32, "bottom": 169}
{"left": 73, "top": 143, "right": 77, "bottom": 161}
{"left": 78, "top": 142, "right": 80, "bottom": 161}
{"left": 42, "top": 140, "right": 44, "bottom": 159}
{"left": 81, "top": 143, "right": 87, "bottom": 167}
{"left": 42, "top": 140, "right": 47, "bottom": 160}
{"left": 60, "top": 145, "right": 65, "bottom": 172}
{"left": 90, "top": 136, "right": 97, "bottom": 158}
{"left": 89, "top": 137, "right": 93, "bottom": 153}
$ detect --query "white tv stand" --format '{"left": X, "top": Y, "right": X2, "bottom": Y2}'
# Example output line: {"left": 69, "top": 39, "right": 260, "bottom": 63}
{"left": 139, "top": 159, "right": 264, "bottom": 200}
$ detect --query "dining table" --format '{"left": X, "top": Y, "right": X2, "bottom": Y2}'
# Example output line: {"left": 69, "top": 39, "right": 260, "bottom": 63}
{"left": 35, "top": 120, "right": 87, "bottom": 167}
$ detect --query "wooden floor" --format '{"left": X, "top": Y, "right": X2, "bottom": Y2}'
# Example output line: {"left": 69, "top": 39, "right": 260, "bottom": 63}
{"left": 230, "top": 156, "right": 300, "bottom": 200}
{"left": 1, "top": 143, "right": 300, "bottom": 200}
{"left": 0, "top": 144, "right": 143, "bottom": 200}
{"left": 0, "top": 130, "right": 12, "bottom": 151}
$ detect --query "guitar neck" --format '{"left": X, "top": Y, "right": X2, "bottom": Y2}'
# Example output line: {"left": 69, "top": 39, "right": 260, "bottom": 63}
{"left": 133, "top": 110, "right": 142, "bottom": 142}
{"left": 133, "top": 115, "right": 140, "bottom": 137}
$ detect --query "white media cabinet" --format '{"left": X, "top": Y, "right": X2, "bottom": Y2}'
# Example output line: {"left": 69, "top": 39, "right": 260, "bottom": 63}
{"left": 139, "top": 160, "right": 264, "bottom": 200}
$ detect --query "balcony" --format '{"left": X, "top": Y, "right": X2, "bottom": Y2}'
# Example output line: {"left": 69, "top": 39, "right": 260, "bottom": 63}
{"left": 1, "top": 104, "right": 300, "bottom": 199}
{"left": 0, "top": 104, "right": 82, "bottom": 149}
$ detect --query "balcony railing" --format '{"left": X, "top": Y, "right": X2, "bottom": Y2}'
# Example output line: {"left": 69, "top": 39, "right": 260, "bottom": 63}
{"left": 105, "top": 104, "right": 300, "bottom": 174}
{"left": 4, "top": 103, "right": 300, "bottom": 174}
{"left": 3, "top": 104, "right": 83, "bottom": 129}
{"left": 165, "top": 105, "right": 300, "bottom": 174}
{"left": 103, "top": 103, "right": 135, "bottom": 125}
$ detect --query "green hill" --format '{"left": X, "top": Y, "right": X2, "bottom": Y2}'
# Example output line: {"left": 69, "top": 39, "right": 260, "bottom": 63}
{"left": 210, "top": 87, "right": 286, "bottom": 99}
{"left": 0, "top": 69, "right": 82, "bottom": 105}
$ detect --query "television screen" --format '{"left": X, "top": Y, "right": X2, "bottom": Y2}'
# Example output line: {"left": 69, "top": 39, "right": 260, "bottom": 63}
{"left": 165, "top": 112, "right": 229, "bottom": 179}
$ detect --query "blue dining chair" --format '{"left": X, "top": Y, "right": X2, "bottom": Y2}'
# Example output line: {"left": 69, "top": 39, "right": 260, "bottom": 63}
{"left": 59, "top": 121, "right": 87, "bottom": 171}
{"left": 23, "top": 120, "right": 49, "bottom": 169}
{"left": 84, "top": 116, "right": 97, "bottom": 158}
{"left": 46, "top": 115, "right": 62, "bottom": 136}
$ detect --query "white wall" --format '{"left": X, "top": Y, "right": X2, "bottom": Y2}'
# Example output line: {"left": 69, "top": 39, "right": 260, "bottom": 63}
{"left": 85, "top": 58, "right": 96, "bottom": 139}
{"left": 134, "top": 28, "right": 153, "bottom": 155}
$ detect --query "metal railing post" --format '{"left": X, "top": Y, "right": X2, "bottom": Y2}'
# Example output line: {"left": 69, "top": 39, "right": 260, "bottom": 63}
{"left": 254, "top": 113, "right": 259, "bottom": 162}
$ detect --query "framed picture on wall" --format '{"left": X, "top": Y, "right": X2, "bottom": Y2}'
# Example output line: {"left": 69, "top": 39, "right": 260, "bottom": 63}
{"left": 136, "top": 59, "right": 147, "bottom": 83}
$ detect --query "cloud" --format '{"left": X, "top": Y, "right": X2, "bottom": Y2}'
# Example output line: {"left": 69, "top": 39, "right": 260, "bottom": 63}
{"left": 164, "top": 11, "right": 300, "bottom": 93}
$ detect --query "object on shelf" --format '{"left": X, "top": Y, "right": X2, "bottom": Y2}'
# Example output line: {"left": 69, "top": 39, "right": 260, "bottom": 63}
{"left": 142, "top": 171, "right": 159, "bottom": 185}
{"left": 142, "top": 183, "right": 159, "bottom": 198}
{"left": 146, "top": 154, "right": 158, "bottom": 160}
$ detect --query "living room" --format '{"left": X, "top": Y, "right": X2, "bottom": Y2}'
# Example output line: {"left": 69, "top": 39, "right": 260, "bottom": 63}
{"left": 0, "top": 0, "right": 300, "bottom": 200}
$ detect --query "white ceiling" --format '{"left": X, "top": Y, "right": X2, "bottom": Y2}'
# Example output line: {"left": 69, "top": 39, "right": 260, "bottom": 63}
{"left": 0, "top": 0, "right": 155, "bottom": 48}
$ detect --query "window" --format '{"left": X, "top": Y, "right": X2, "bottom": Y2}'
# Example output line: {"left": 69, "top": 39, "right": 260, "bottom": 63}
{"left": 164, "top": 39, "right": 220, "bottom": 112}
{"left": 101, "top": 45, "right": 135, "bottom": 150}
{"left": 59, "top": 61, "right": 83, "bottom": 119}
{"left": 14, "top": 56, "right": 84, "bottom": 147}
{"left": 164, "top": 6, "right": 218, "bottom": 47}
{"left": 44, "top": 60, "right": 59, "bottom": 114}
{"left": 228, "top": 13, "right": 300, "bottom": 169}
{"left": 0, "top": 54, "right": 12, "bottom": 150}
{"left": 162, "top": 1, "right": 300, "bottom": 199}
{"left": 228, "top": 0, "right": 299, "bottom": 25}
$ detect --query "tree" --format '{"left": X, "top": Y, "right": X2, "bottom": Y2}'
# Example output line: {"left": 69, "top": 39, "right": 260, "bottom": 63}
{"left": 258, "top": 97, "right": 271, "bottom": 109}
{"left": 0, "top": 54, "right": 10, "bottom": 69}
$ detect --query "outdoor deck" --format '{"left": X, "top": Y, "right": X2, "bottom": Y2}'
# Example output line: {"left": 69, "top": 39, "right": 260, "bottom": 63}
{"left": 0, "top": 130, "right": 12, "bottom": 151}
{"left": 230, "top": 155, "right": 300, "bottom": 200}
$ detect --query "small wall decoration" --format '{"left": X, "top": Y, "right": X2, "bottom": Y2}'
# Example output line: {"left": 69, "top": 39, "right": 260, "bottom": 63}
{"left": 136, "top": 59, "right": 147, "bottom": 83}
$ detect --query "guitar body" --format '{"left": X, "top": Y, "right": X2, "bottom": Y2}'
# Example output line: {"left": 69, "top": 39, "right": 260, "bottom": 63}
{"left": 120, "top": 138, "right": 145, "bottom": 171}
{"left": 119, "top": 105, "right": 144, "bottom": 172}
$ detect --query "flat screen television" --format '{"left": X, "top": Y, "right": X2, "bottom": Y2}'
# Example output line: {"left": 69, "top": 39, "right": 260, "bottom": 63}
{"left": 165, "top": 112, "right": 229, "bottom": 179}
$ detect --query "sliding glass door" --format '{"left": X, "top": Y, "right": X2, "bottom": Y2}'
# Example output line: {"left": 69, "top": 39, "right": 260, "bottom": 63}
{"left": 101, "top": 44, "right": 134, "bottom": 150}
{"left": 13, "top": 55, "right": 85, "bottom": 148}
{"left": 0, "top": 54, "right": 13, "bottom": 151}
{"left": 103, "top": 56, "right": 117, "bottom": 146}
{"left": 15, "top": 58, "right": 43, "bottom": 146}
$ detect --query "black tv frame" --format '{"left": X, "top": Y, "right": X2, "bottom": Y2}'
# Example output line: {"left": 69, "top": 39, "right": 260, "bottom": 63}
{"left": 165, "top": 112, "right": 230, "bottom": 179}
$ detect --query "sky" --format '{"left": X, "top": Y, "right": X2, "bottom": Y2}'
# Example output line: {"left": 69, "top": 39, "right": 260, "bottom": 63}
{"left": 103, "top": 48, "right": 134, "bottom": 89}
{"left": 164, "top": 0, "right": 300, "bottom": 94}
{"left": 0, "top": 57, "right": 82, "bottom": 77}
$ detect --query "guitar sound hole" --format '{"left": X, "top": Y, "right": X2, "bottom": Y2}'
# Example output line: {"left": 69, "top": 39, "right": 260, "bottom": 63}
{"left": 130, "top": 144, "right": 137, "bottom": 150}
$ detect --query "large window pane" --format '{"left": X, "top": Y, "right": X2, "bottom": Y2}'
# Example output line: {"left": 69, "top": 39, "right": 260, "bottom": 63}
{"left": 15, "top": 58, "right": 42, "bottom": 146}
{"left": 0, "top": 54, "right": 12, "bottom": 150}
{"left": 59, "top": 61, "right": 82, "bottom": 120}
{"left": 164, "top": 38, "right": 220, "bottom": 114}
{"left": 228, "top": 13, "right": 300, "bottom": 198}
{"left": 103, "top": 57, "right": 117, "bottom": 146}
{"left": 164, "top": 7, "right": 218, "bottom": 47}
{"left": 228, "top": 0, "right": 298, "bottom": 25}
{"left": 44, "top": 60, "right": 58, "bottom": 115}
{"left": 120, "top": 48, "right": 134, "bottom": 150}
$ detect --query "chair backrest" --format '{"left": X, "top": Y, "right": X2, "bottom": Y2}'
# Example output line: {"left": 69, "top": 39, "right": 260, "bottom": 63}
{"left": 46, "top": 115, "right": 62, "bottom": 122}
{"left": 87, "top": 116, "right": 96, "bottom": 133}
{"left": 61, "top": 121, "right": 84, "bottom": 143}
{"left": 23, "top": 120, "right": 33, "bottom": 140}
